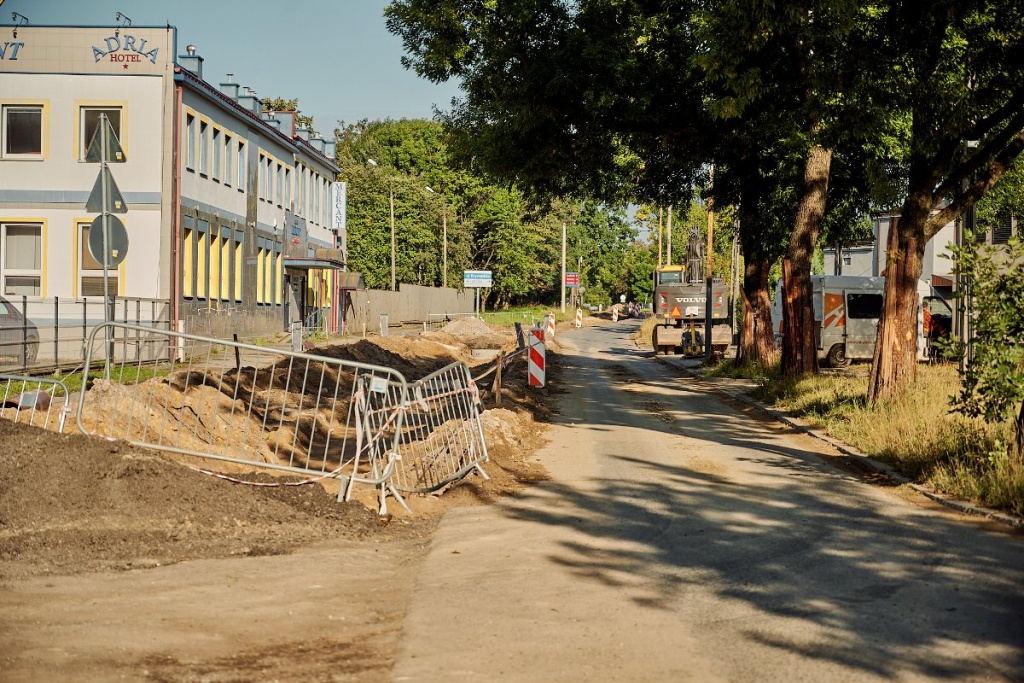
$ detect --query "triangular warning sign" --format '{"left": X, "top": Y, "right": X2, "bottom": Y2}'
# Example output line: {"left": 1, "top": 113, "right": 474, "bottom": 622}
{"left": 86, "top": 166, "right": 128, "bottom": 213}
{"left": 85, "top": 115, "right": 126, "bottom": 163}
{"left": 669, "top": 306, "right": 682, "bottom": 318}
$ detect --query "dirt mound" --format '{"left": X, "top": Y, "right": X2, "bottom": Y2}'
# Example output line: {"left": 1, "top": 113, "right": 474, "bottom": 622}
{"left": 313, "top": 337, "right": 469, "bottom": 380}
{"left": 443, "top": 317, "right": 493, "bottom": 336}
{"left": 0, "top": 332, "right": 560, "bottom": 580}
{"left": 0, "top": 419, "right": 416, "bottom": 581}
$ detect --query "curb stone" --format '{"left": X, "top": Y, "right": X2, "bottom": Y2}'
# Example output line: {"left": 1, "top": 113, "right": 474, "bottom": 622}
{"left": 652, "top": 352, "right": 1024, "bottom": 530}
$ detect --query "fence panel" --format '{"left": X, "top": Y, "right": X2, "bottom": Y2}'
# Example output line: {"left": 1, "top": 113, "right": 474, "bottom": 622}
{"left": 391, "top": 361, "right": 490, "bottom": 493}
{"left": 0, "top": 374, "right": 71, "bottom": 433}
{"left": 75, "top": 322, "right": 410, "bottom": 512}
{"left": 0, "top": 295, "right": 170, "bottom": 374}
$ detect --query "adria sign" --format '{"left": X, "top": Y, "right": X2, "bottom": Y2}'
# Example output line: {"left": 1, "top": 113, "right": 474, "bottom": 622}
{"left": 92, "top": 35, "right": 160, "bottom": 65}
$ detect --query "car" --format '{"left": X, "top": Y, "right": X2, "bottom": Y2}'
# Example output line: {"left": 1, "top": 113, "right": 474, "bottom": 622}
{"left": 0, "top": 296, "right": 39, "bottom": 365}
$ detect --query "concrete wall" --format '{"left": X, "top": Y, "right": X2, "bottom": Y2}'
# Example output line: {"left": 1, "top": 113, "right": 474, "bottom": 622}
{"left": 345, "top": 285, "right": 474, "bottom": 335}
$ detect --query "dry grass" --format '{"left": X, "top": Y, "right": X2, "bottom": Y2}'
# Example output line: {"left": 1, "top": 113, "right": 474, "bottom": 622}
{"left": 715, "top": 361, "right": 1023, "bottom": 516}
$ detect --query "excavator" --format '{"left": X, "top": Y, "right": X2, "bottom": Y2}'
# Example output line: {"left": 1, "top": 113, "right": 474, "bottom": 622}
{"left": 651, "top": 228, "right": 730, "bottom": 356}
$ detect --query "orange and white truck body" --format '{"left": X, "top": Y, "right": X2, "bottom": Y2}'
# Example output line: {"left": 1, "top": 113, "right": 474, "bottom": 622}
{"left": 772, "top": 275, "right": 951, "bottom": 367}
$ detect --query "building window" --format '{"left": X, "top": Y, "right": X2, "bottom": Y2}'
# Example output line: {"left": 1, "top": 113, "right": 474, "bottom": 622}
{"left": 2, "top": 223, "right": 42, "bottom": 296}
{"left": 276, "top": 163, "right": 283, "bottom": 206}
{"left": 256, "top": 246, "right": 266, "bottom": 304}
{"left": 183, "top": 224, "right": 195, "bottom": 298}
{"left": 313, "top": 173, "right": 320, "bottom": 224}
{"left": 284, "top": 167, "right": 291, "bottom": 209}
{"left": 268, "top": 157, "right": 275, "bottom": 204}
{"left": 79, "top": 223, "right": 116, "bottom": 296}
{"left": 196, "top": 221, "right": 209, "bottom": 298}
{"left": 2, "top": 105, "right": 43, "bottom": 157}
{"left": 237, "top": 141, "right": 246, "bottom": 190}
{"left": 223, "top": 133, "right": 233, "bottom": 187}
{"left": 220, "top": 231, "right": 231, "bottom": 300}
{"left": 199, "top": 121, "right": 209, "bottom": 176}
{"left": 185, "top": 113, "right": 196, "bottom": 170}
{"left": 212, "top": 128, "right": 221, "bottom": 181}
{"left": 234, "top": 236, "right": 243, "bottom": 302}
{"left": 259, "top": 153, "right": 266, "bottom": 200}
{"left": 81, "top": 107, "right": 122, "bottom": 160}
{"left": 274, "top": 249, "right": 283, "bottom": 304}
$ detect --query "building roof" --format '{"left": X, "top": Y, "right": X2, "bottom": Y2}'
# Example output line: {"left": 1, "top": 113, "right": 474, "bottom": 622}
{"left": 174, "top": 66, "right": 339, "bottom": 174}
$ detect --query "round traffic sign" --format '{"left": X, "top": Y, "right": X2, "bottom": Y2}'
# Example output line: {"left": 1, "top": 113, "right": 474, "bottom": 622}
{"left": 88, "top": 214, "right": 129, "bottom": 267}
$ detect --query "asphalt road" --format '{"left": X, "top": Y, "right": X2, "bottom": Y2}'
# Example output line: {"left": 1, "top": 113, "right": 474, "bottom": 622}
{"left": 392, "top": 319, "right": 1024, "bottom": 682}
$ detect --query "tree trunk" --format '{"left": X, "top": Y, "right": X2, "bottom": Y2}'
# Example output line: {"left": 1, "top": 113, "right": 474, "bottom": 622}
{"left": 867, "top": 204, "right": 928, "bottom": 403}
{"left": 738, "top": 256, "right": 776, "bottom": 367}
{"left": 782, "top": 144, "right": 832, "bottom": 377}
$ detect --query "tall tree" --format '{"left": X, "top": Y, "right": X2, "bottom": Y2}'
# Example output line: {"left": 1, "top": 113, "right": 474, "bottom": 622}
{"left": 865, "top": 1, "right": 1024, "bottom": 402}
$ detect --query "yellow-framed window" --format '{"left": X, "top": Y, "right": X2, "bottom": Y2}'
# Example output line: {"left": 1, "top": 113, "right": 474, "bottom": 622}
{"left": 183, "top": 227, "right": 194, "bottom": 297}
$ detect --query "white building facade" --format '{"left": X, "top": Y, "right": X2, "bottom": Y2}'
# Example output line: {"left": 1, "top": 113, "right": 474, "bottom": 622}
{"left": 0, "top": 24, "right": 349, "bottom": 339}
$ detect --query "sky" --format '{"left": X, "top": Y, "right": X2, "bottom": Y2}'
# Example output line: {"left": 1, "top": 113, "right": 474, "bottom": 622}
{"left": 7, "top": 0, "right": 463, "bottom": 132}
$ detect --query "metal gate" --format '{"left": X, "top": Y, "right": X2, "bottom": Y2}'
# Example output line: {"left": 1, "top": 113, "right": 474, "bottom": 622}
{"left": 75, "top": 322, "right": 409, "bottom": 510}
{"left": 391, "top": 361, "right": 490, "bottom": 493}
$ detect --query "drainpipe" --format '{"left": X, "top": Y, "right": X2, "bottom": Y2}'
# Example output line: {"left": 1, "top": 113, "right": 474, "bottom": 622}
{"left": 171, "top": 82, "right": 182, "bottom": 335}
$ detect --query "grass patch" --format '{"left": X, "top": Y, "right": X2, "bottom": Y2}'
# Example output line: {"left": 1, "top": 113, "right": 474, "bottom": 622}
{"left": 38, "top": 363, "right": 172, "bottom": 394}
{"left": 751, "top": 362, "right": 1023, "bottom": 516}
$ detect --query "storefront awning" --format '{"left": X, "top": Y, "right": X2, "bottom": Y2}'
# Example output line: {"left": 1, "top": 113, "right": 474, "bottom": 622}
{"left": 282, "top": 256, "right": 346, "bottom": 270}
{"left": 281, "top": 256, "right": 364, "bottom": 289}
{"left": 931, "top": 274, "right": 954, "bottom": 288}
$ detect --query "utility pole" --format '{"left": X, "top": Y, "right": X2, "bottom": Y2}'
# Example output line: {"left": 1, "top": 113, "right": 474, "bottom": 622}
{"left": 442, "top": 203, "right": 448, "bottom": 288}
{"left": 666, "top": 205, "right": 673, "bottom": 266}
{"left": 560, "top": 221, "right": 567, "bottom": 314}
{"left": 657, "top": 208, "right": 663, "bottom": 268}
{"left": 389, "top": 179, "right": 395, "bottom": 291}
{"left": 705, "top": 165, "right": 715, "bottom": 358}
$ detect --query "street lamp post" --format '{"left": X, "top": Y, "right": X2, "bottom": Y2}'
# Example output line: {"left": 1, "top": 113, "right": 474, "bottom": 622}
{"left": 425, "top": 186, "right": 448, "bottom": 288}
{"left": 367, "top": 159, "right": 396, "bottom": 291}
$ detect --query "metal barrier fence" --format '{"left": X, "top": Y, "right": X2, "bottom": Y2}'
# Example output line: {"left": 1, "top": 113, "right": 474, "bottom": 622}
{"left": 75, "top": 322, "right": 411, "bottom": 512}
{"left": 0, "top": 374, "right": 70, "bottom": 433}
{"left": 391, "top": 362, "right": 490, "bottom": 493}
{"left": 0, "top": 295, "right": 170, "bottom": 374}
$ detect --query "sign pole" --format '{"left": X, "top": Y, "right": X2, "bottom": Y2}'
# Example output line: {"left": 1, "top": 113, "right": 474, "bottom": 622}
{"left": 560, "top": 221, "right": 566, "bottom": 314}
{"left": 100, "top": 114, "right": 113, "bottom": 376}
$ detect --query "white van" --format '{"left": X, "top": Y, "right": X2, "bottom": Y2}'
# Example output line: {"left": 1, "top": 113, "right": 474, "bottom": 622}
{"left": 771, "top": 275, "right": 952, "bottom": 367}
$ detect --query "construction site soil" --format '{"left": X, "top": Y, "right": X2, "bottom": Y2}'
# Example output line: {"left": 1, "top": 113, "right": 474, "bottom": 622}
{"left": 0, "top": 318, "right": 562, "bottom": 583}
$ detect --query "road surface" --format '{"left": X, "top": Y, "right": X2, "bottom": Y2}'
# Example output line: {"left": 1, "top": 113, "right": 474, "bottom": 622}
{"left": 392, "top": 319, "right": 1024, "bottom": 682}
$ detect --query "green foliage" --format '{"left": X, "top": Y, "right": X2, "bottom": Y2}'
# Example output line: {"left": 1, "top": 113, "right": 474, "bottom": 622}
{"left": 949, "top": 236, "right": 1024, "bottom": 456}
{"left": 976, "top": 159, "right": 1024, "bottom": 239}
{"left": 261, "top": 97, "right": 316, "bottom": 136}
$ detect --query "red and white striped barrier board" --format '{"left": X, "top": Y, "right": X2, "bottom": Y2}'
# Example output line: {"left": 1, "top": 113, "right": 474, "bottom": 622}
{"left": 575, "top": 308, "right": 583, "bottom": 328}
{"left": 528, "top": 328, "right": 546, "bottom": 388}
{"left": 545, "top": 314, "right": 556, "bottom": 340}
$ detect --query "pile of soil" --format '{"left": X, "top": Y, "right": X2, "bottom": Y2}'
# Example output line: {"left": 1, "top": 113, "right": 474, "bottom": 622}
{"left": 0, "top": 330, "right": 558, "bottom": 581}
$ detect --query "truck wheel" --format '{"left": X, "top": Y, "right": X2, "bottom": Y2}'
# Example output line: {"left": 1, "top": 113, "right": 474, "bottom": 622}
{"left": 826, "top": 344, "right": 850, "bottom": 369}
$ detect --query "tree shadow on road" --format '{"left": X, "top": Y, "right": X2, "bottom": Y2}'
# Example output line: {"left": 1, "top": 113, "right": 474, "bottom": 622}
{"left": 506, "top": 343, "right": 1024, "bottom": 680}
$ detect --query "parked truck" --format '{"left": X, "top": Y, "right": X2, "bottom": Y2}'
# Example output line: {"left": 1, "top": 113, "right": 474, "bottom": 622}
{"left": 771, "top": 275, "right": 952, "bottom": 368}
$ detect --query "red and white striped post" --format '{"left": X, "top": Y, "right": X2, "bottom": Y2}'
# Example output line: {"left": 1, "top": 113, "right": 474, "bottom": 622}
{"left": 575, "top": 308, "right": 583, "bottom": 328}
{"left": 528, "top": 328, "right": 546, "bottom": 388}
{"left": 545, "top": 313, "right": 556, "bottom": 340}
